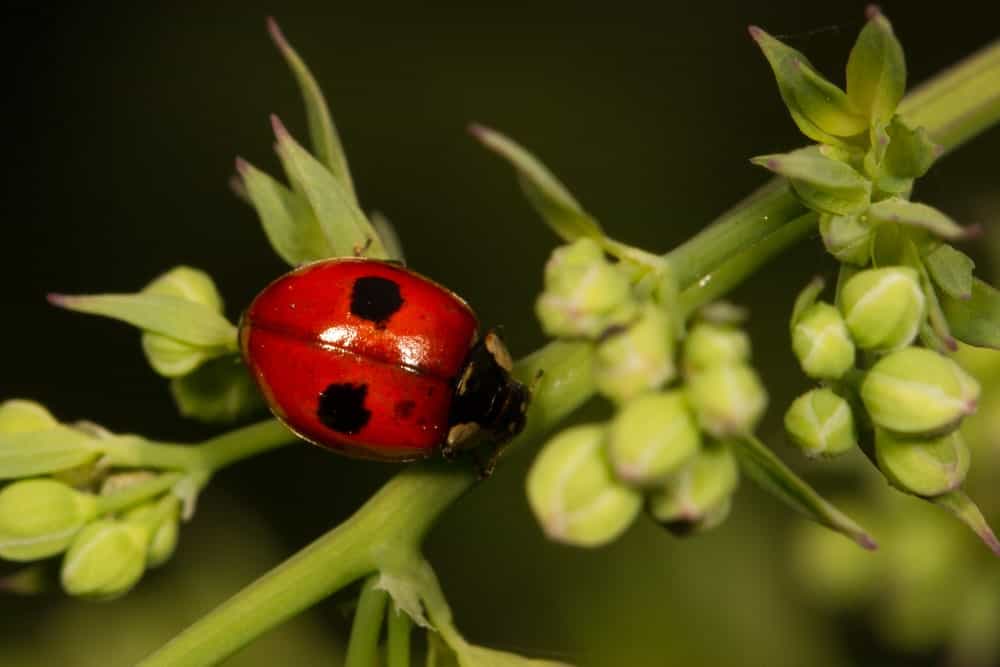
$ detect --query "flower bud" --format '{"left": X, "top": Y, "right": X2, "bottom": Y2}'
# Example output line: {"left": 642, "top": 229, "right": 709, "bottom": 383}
{"left": 141, "top": 266, "right": 227, "bottom": 378}
{"left": 861, "top": 347, "right": 980, "bottom": 436}
{"left": 526, "top": 425, "right": 642, "bottom": 547}
{"left": 648, "top": 442, "right": 739, "bottom": 531}
{"left": 594, "top": 304, "right": 676, "bottom": 403}
{"left": 682, "top": 322, "right": 750, "bottom": 374}
{"left": 819, "top": 214, "right": 873, "bottom": 266}
{"left": 606, "top": 391, "right": 701, "bottom": 486}
{"left": 125, "top": 501, "right": 180, "bottom": 569}
{"left": 840, "top": 267, "right": 925, "bottom": 352}
{"left": 875, "top": 429, "right": 970, "bottom": 497}
{"left": 0, "top": 400, "right": 58, "bottom": 434}
{"left": 61, "top": 520, "right": 150, "bottom": 599}
{"left": 792, "top": 302, "right": 855, "bottom": 380}
{"left": 535, "top": 238, "right": 636, "bottom": 339}
{"left": 686, "top": 364, "right": 767, "bottom": 438}
{"left": 784, "top": 388, "right": 857, "bottom": 458}
{"left": 0, "top": 480, "right": 98, "bottom": 562}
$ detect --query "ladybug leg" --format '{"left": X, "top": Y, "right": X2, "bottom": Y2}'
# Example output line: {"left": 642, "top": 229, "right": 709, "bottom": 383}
{"left": 352, "top": 237, "right": 374, "bottom": 257}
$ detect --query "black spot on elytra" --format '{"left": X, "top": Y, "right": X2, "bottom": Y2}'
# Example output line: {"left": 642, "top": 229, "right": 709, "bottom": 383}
{"left": 350, "top": 276, "right": 403, "bottom": 326}
{"left": 317, "top": 383, "right": 371, "bottom": 434}
{"left": 394, "top": 400, "right": 416, "bottom": 419}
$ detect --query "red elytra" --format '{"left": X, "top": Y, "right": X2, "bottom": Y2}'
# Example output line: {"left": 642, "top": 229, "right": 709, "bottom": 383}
{"left": 240, "top": 258, "right": 528, "bottom": 462}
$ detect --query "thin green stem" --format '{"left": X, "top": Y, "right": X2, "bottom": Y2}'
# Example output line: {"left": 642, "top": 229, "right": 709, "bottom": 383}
{"left": 345, "top": 576, "right": 389, "bottom": 667}
{"left": 95, "top": 473, "right": 183, "bottom": 515}
{"left": 197, "top": 420, "right": 298, "bottom": 470}
{"left": 386, "top": 603, "right": 412, "bottom": 667}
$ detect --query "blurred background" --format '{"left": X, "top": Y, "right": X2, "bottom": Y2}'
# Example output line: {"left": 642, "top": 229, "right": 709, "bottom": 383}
{"left": 2, "top": 1, "right": 999, "bottom": 665}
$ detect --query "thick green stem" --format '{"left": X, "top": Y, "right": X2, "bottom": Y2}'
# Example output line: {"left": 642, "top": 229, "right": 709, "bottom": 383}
{"left": 386, "top": 603, "right": 412, "bottom": 667}
{"left": 345, "top": 576, "right": 389, "bottom": 667}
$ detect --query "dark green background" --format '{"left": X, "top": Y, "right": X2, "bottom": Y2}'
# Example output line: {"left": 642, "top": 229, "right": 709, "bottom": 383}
{"left": 2, "top": 2, "right": 998, "bottom": 665}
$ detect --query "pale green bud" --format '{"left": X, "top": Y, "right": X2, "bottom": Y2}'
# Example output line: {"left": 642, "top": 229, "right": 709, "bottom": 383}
{"left": 875, "top": 429, "right": 970, "bottom": 497}
{"left": 819, "top": 214, "right": 873, "bottom": 266}
{"left": 0, "top": 400, "right": 58, "bottom": 434}
{"left": 784, "top": 388, "right": 857, "bottom": 458}
{"left": 142, "top": 266, "right": 227, "bottom": 378}
{"left": 535, "top": 238, "right": 636, "bottom": 339}
{"left": 61, "top": 520, "right": 150, "bottom": 599}
{"left": 606, "top": 391, "right": 701, "bottom": 486}
{"left": 791, "top": 303, "right": 855, "bottom": 380}
{"left": 594, "top": 304, "right": 676, "bottom": 403}
{"left": 687, "top": 364, "right": 767, "bottom": 438}
{"left": 125, "top": 501, "right": 180, "bottom": 569}
{"left": 861, "top": 347, "right": 980, "bottom": 436}
{"left": 0, "top": 479, "right": 98, "bottom": 562}
{"left": 840, "top": 267, "right": 925, "bottom": 352}
{"left": 526, "top": 425, "right": 642, "bottom": 547}
{"left": 682, "top": 322, "right": 750, "bottom": 374}
{"left": 648, "top": 442, "right": 739, "bottom": 531}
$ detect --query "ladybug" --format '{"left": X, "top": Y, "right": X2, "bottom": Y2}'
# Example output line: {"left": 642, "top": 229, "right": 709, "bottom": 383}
{"left": 239, "top": 258, "right": 529, "bottom": 471}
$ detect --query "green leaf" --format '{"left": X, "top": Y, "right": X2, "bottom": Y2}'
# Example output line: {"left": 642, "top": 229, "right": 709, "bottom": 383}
{"left": 933, "top": 491, "right": 1000, "bottom": 556}
{"left": 237, "top": 158, "right": 333, "bottom": 265}
{"left": 751, "top": 147, "right": 871, "bottom": 215}
{"left": 846, "top": 7, "right": 906, "bottom": 122}
{"left": 924, "top": 243, "right": 975, "bottom": 299}
{"left": 941, "top": 278, "right": 1000, "bottom": 349}
{"left": 370, "top": 211, "right": 406, "bottom": 264}
{"left": 0, "top": 426, "right": 100, "bottom": 480}
{"left": 170, "top": 357, "right": 264, "bottom": 424}
{"left": 272, "top": 116, "right": 388, "bottom": 260}
{"left": 868, "top": 198, "right": 976, "bottom": 241}
{"left": 790, "top": 276, "right": 826, "bottom": 329}
{"left": 49, "top": 293, "right": 237, "bottom": 348}
{"left": 266, "top": 18, "right": 357, "bottom": 201}
{"left": 141, "top": 335, "right": 226, "bottom": 378}
{"left": 883, "top": 116, "right": 938, "bottom": 179}
{"left": 733, "top": 435, "right": 877, "bottom": 550}
{"left": 470, "top": 124, "right": 604, "bottom": 243}
{"left": 749, "top": 26, "right": 867, "bottom": 142}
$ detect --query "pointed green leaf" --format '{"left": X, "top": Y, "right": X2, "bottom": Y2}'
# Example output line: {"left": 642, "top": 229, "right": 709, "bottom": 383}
{"left": 846, "top": 7, "right": 906, "bottom": 122}
{"left": 933, "top": 491, "right": 1000, "bottom": 556}
{"left": 883, "top": 116, "right": 938, "bottom": 179}
{"left": 370, "top": 211, "right": 406, "bottom": 263}
{"left": 267, "top": 18, "right": 356, "bottom": 200}
{"left": 869, "top": 198, "right": 976, "bottom": 241}
{"left": 272, "top": 116, "right": 388, "bottom": 259}
{"left": 733, "top": 435, "right": 877, "bottom": 550}
{"left": 749, "top": 26, "right": 867, "bottom": 142}
{"left": 751, "top": 147, "right": 871, "bottom": 215}
{"left": 0, "top": 426, "right": 100, "bottom": 480}
{"left": 471, "top": 125, "right": 604, "bottom": 243}
{"left": 170, "top": 357, "right": 264, "bottom": 424}
{"left": 941, "top": 278, "right": 1000, "bottom": 349}
{"left": 924, "top": 243, "right": 975, "bottom": 299}
{"left": 791, "top": 276, "right": 826, "bottom": 329}
{"left": 49, "top": 293, "right": 237, "bottom": 348}
{"left": 237, "top": 158, "right": 333, "bottom": 265}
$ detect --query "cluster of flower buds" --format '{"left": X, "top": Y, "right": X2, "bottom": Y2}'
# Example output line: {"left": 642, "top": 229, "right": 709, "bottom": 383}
{"left": 0, "top": 400, "right": 184, "bottom": 599}
{"left": 785, "top": 276, "right": 980, "bottom": 498}
{"left": 529, "top": 238, "right": 768, "bottom": 546}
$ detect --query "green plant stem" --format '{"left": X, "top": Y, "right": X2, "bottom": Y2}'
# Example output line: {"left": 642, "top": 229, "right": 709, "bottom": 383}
{"left": 95, "top": 473, "right": 184, "bottom": 514}
{"left": 386, "top": 603, "right": 412, "bottom": 667}
{"left": 142, "top": 39, "right": 1000, "bottom": 667}
{"left": 345, "top": 575, "right": 389, "bottom": 667}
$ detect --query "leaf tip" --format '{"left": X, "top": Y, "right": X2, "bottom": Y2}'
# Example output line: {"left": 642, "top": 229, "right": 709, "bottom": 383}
{"left": 270, "top": 114, "right": 290, "bottom": 140}
{"left": 265, "top": 16, "right": 288, "bottom": 50}
{"left": 46, "top": 293, "right": 71, "bottom": 308}
{"left": 858, "top": 533, "right": 879, "bottom": 551}
{"left": 234, "top": 156, "right": 250, "bottom": 176}
{"left": 864, "top": 4, "right": 882, "bottom": 20}
{"left": 747, "top": 25, "right": 764, "bottom": 42}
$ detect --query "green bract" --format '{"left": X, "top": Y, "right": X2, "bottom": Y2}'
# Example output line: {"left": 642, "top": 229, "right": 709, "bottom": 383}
{"left": 169, "top": 357, "right": 263, "bottom": 424}
{"left": 861, "top": 347, "right": 980, "bottom": 436}
{"left": 606, "top": 391, "right": 700, "bottom": 486}
{"left": 846, "top": 7, "right": 906, "bottom": 123}
{"left": 751, "top": 147, "right": 871, "bottom": 216}
{"left": 687, "top": 364, "right": 767, "bottom": 438}
{"left": 875, "top": 429, "right": 970, "bottom": 497}
{"left": 0, "top": 400, "right": 58, "bottom": 433}
{"left": 819, "top": 214, "right": 873, "bottom": 266}
{"left": 792, "top": 302, "right": 855, "bottom": 380}
{"left": 0, "top": 424, "right": 101, "bottom": 481}
{"left": 784, "top": 388, "right": 857, "bottom": 458}
{"left": 647, "top": 442, "right": 739, "bottom": 530}
{"left": 61, "top": 520, "right": 150, "bottom": 600}
{"left": 682, "top": 322, "right": 750, "bottom": 374}
{"left": 0, "top": 479, "right": 98, "bottom": 562}
{"left": 535, "top": 238, "right": 635, "bottom": 339}
{"left": 594, "top": 304, "right": 675, "bottom": 403}
{"left": 840, "top": 266, "right": 925, "bottom": 352}
{"left": 526, "top": 425, "right": 642, "bottom": 547}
